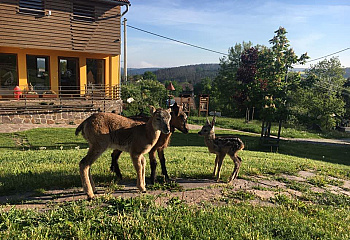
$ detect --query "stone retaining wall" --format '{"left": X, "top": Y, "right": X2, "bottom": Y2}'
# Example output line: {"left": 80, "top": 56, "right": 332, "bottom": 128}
{"left": 0, "top": 100, "right": 123, "bottom": 125}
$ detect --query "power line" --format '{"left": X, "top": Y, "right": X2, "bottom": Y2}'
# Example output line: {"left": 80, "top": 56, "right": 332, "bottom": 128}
{"left": 127, "top": 24, "right": 229, "bottom": 56}
{"left": 300, "top": 47, "right": 350, "bottom": 64}
{"left": 126, "top": 24, "right": 349, "bottom": 65}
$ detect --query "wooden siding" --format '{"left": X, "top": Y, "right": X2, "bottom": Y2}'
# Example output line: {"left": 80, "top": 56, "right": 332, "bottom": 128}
{"left": 0, "top": 0, "right": 121, "bottom": 55}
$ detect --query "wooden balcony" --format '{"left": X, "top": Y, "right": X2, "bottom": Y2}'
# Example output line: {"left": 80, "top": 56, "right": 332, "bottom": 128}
{"left": 0, "top": 84, "right": 121, "bottom": 115}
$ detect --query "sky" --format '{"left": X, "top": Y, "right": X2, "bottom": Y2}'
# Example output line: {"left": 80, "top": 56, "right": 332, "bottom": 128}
{"left": 123, "top": 0, "right": 350, "bottom": 69}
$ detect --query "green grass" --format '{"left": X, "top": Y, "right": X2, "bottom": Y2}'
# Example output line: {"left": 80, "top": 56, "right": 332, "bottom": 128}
{"left": 0, "top": 127, "right": 350, "bottom": 239}
{"left": 1, "top": 196, "right": 349, "bottom": 239}
{"left": 188, "top": 116, "right": 350, "bottom": 139}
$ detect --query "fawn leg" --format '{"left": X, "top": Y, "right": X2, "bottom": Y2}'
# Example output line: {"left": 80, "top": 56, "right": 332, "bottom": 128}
{"left": 228, "top": 155, "right": 242, "bottom": 183}
{"left": 80, "top": 146, "right": 105, "bottom": 200}
{"left": 158, "top": 149, "right": 170, "bottom": 182}
{"left": 149, "top": 149, "right": 157, "bottom": 184}
{"left": 212, "top": 155, "right": 219, "bottom": 177}
{"left": 110, "top": 149, "right": 123, "bottom": 180}
{"left": 131, "top": 153, "right": 146, "bottom": 192}
{"left": 216, "top": 153, "right": 226, "bottom": 182}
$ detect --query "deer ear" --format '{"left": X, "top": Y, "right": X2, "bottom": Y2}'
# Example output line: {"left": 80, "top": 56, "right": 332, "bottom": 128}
{"left": 150, "top": 106, "right": 156, "bottom": 115}
{"left": 211, "top": 116, "right": 216, "bottom": 127}
{"left": 206, "top": 118, "right": 210, "bottom": 125}
{"left": 171, "top": 102, "right": 180, "bottom": 116}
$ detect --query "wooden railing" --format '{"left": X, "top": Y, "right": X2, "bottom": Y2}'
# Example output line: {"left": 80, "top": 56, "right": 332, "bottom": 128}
{"left": 0, "top": 84, "right": 121, "bottom": 115}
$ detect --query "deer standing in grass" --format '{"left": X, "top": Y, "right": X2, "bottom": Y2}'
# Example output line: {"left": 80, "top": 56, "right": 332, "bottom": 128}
{"left": 198, "top": 116, "right": 244, "bottom": 183}
{"left": 110, "top": 102, "right": 189, "bottom": 184}
{"left": 75, "top": 106, "right": 171, "bottom": 199}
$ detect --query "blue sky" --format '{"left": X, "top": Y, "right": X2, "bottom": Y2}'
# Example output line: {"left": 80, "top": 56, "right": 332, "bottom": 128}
{"left": 124, "top": 0, "right": 350, "bottom": 68}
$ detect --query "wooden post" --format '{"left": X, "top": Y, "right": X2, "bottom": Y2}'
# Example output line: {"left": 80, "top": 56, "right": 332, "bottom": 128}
{"left": 123, "top": 18, "right": 127, "bottom": 82}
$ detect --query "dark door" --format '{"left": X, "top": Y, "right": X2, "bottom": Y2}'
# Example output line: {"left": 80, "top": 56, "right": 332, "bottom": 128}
{"left": 58, "top": 57, "right": 79, "bottom": 96}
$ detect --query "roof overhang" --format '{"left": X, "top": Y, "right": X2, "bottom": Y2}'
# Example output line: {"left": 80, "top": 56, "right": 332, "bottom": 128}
{"left": 93, "top": 0, "right": 131, "bottom": 6}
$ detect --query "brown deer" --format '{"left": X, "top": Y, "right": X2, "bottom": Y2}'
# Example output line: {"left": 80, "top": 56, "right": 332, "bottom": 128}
{"left": 75, "top": 106, "right": 171, "bottom": 199}
{"left": 110, "top": 102, "right": 189, "bottom": 184}
{"left": 198, "top": 116, "right": 244, "bottom": 183}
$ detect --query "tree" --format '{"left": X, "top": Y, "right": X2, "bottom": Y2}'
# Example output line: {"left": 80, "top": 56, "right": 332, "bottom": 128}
{"left": 121, "top": 80, "right": 167, "bottom": 116}
{"left": 290, "top": 57, "right": 346, "bottom": 130}
{"left": 257, "top": 27, "right": 308, "bottom": 122}
{"left": 142, "top": 71, "right": 157, "bottom": 81}
{"left": 235, "top": 47, "right": 260, "bottom": 121}
{"left": 212, "top": 41, "right": 253, "bottom": 116}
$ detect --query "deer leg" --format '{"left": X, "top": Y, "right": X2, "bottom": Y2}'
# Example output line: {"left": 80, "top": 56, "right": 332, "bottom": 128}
{"left": 131, "top": 153, "right": 146, "bottom": 192}
{"left": 80, "top": 147, "right": 105, "bottom": 200}
{"left": 216, "top": 153, "right": 226, "bottom": 182}
{"left": 228, "top": 155, "right": 242, "bottom": 183}
{"left": 149, "top": 149, "right": 157, "bottom": 184}
{"left": 141, "top": 155, "right": 146, "bottom": 189}
{"left": 110, "top": 149, "right": 123, "bottom": 180}
{"left": 212, "top": 155, "right": 219, "bottom": 178}
{"left": 158, "top": 149, "right": 170, "bottom": 183}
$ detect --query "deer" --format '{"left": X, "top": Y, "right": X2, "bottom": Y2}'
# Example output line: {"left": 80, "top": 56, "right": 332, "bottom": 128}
{"left": 75, "top": 106, "right": 171, "bottom": 200}
{"left": 110, "top": 102, "right": 189, "bottom": 184}
{"left": 198, "top": 116, "right": 244, "bottom": 183}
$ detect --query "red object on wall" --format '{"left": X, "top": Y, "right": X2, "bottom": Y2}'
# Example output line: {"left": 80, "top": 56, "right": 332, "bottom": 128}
{"left": 14, "top": 86, "right": 21, "bottom": 100}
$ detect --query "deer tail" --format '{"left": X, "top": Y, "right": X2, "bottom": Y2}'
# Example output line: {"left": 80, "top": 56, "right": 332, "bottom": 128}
{"left": 75, "top": 120, "right": 86, "bottom": 136}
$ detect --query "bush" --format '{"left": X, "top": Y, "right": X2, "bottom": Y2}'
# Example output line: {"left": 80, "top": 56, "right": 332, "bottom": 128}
{"left": 121, "top": 80, "right": 167, "bottom": 116}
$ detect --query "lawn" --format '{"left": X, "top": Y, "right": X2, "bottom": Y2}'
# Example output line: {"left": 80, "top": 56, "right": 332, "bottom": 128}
{"left": 0, "top": 127, "right": 349, "bottom": 239}
{"left": 188, "top": 116, "right": 350, "bottom": 139}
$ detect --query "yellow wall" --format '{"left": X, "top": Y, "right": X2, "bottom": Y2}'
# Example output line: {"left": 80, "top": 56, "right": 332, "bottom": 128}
{"left": 0, "top": 46, "right": 120, "bottom": 95}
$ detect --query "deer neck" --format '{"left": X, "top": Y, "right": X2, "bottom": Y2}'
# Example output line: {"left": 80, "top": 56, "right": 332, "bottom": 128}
{"left": 145, "top": 118, "right": 161, "bottom": 143}
{"left": 204, "top": 131, "right": 216, "bottom": 149}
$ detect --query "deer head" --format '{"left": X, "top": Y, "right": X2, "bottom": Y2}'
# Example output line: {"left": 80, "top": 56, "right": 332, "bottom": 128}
{"left": 170, "top": 102, "right": 189, "bottom": 134}
{"left": 150, "top": 106, "right": 171, "bottom": 134}
{"left": 198, "top": 116, "right": 216, "bottom": 137}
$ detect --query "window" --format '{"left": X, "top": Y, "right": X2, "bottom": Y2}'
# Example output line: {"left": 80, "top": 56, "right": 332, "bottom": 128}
{"left": 73, "top": 3, "right": 95, "bottom": 22}
{"left": 87, "top": 59, "right": 105, "bottom": 85}
{"left": 26, "top": 55, "right": 50, "bottom": 93}
{"left": 19, "top": 0, "right": 44, "bottom": 15}
{"left": 0, "top": 54, "right": 18, "bottom": 89}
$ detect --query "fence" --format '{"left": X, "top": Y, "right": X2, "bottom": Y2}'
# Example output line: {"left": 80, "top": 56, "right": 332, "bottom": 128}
{"left": 0, "top": 84, "right": 121, "bottom": 115}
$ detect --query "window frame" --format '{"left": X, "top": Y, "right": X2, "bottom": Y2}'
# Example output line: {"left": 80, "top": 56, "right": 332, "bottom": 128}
{"left": 18, "top": 0, "right": 45, "bottom": 16}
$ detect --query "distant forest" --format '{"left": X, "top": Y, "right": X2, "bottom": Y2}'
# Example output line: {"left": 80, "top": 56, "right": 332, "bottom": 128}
{"left": 127, "top": 64, "right": 350, "bottom": 84}
{"left": 128, "top": 64, "right": 220, "bottom": 84}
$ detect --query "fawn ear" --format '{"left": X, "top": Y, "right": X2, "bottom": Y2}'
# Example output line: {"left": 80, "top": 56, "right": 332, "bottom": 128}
{"left": 150, "top": 106, "right": 156, "bottom": 115}
{"left": 206, "top": 118, "right": 210, "bottom": 125}
{"left": 211, "top": 116, "right": 216, "bottom": 127}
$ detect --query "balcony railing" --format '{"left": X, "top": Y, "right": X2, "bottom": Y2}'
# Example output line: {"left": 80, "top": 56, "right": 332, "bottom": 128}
{"left": 0, "top": 84, "right": 121, "bottom": 115}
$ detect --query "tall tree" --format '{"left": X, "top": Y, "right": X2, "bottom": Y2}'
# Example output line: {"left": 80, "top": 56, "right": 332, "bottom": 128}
{"left": 290, "top": 57, "right": 346, "bottom": 130}
{"left": 257, "top": 27, "right": 308, "bottom": 121}
{"left": 212, "top": 41, "right": 252, "bottom": 116}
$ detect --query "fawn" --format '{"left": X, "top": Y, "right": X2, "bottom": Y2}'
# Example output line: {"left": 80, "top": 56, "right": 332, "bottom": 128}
{"left": 198, "top": 116, "right": 244, "bottom": 183}
{"left": 110, "top": 102, "right": 189, "bottom": 184}
{"left": 75, "top": 106, "right": 171, "bottom": 199}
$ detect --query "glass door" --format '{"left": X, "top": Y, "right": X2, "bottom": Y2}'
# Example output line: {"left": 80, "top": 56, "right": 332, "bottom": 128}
{"left": 58, "top": 57, "right": 79, "bottom": 96}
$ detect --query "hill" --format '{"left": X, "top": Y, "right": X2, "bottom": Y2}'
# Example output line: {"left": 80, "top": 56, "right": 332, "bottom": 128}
{"left": 127, "top": 65, "right": 350, "bottom": 84}
{"left": 154, "top": 64, "right": 220, "bottom": 84}
{"left": 127, "top": 68, "right": 161, "bottom": 75}
{"left": 127, "top": 64, "right": 220, "bottom": 84}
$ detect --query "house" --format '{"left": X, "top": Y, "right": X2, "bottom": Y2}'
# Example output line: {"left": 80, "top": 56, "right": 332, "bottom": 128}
{"left": 0, "top": 0, "right": 130, "bottom": 124}
{"left": 0, "top": 0, "right": 130, "bottom": 97}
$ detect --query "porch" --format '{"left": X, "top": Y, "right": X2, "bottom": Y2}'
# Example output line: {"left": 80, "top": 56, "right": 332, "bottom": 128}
{"left": 0, "top": 84, "right": 122, "bottom": 125}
